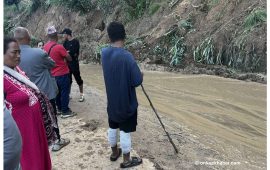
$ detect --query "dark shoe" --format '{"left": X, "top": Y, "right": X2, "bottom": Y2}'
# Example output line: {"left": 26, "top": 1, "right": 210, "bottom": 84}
{"left": 120, "top": 157, "right": 143, "bottom": 168}
{"left": 61, "top": 110, "right": 77, "bottom": 119}
{"left": 110, "top": 148, "right": 122, "bottom": 161}
{"left": 52, "top": 138, "right": 70, "bottom": 152}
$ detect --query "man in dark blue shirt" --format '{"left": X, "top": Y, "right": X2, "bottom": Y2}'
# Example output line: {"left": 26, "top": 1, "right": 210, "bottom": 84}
{"left": 101, "top": 21, "right": 143, "bottom": 168}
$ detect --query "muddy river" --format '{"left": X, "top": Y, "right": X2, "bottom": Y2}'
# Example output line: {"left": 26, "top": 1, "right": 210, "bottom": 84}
{"left": 79, "top": 63, "right": 266, "bottom": 166}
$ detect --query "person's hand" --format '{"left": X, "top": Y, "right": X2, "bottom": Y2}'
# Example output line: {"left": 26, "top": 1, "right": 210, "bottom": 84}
{"left": 141, "top": 71, "right": 144, "bottom": 77}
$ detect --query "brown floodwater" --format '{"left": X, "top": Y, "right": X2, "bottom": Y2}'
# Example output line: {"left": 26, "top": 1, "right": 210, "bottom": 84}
{"left": 80, "top": 64, "right": 266, "bottom": 157}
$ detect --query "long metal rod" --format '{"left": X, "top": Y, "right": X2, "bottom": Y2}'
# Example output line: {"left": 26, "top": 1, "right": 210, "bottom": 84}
{"left": 141, "top": 84, "right": 179, "bottom": 154}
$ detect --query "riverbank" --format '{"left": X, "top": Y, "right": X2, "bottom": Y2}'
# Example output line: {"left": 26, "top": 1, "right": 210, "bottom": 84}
{"left": 85, "top": 60, "right": 267, "bottom": 84}
{"left": 138, "top": 62, "right": 267, "bottom": 84}
{"left": 51, "top": 64, "right": 266, "bottom": 169}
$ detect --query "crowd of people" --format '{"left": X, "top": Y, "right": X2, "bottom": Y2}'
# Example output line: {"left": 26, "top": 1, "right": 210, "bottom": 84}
{"left": 4, "top": 21, "right": 143, "bottom": 169}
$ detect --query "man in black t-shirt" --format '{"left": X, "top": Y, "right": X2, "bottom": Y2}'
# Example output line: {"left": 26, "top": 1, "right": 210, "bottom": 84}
{"left": 61, "top": 28, "right": 84, "bottom": 102}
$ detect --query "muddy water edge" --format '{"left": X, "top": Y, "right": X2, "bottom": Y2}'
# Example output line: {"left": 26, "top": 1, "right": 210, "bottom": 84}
{"left": 78, "top": 63, "right": 266, "bottom": 169}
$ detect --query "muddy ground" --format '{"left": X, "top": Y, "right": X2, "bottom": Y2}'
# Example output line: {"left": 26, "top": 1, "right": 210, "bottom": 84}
{"left": 51, "top": 65, "right": 266, "bottom": 170}
{"left": 51, "top": 85, "right": 155, "bottom": 170}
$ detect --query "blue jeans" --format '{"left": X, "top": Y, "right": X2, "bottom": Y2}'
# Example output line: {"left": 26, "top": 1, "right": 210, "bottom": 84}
{"left": 55, "top": 73, "right": 70, "bottom": 114}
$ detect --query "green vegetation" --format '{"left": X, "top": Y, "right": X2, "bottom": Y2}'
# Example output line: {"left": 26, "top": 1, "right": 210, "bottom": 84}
{"left": 125, "top": 36, "right": 145, "bottom": 49}
{"left": 4, "top": 18, "right": 14, "bottom": 35}
{"left": 4, "top": 0, "right": 34, "bottom": 35}
{"left": 149, "top": 3, "right": 160, "bottom": 15}
{"left": 30, "top": 36, "right": 41, "bottom": 47}
{"left": 125, "top": 0, "right": 150, "bottom": 21}
{"left": 153, "top": 29, "right": 186, "bottom": 66}
{"left": 193, "top": 37, "right": 215, "bottom": 65}
{"left": 4, "top": 0, "right": 20, "bottom": 9}
{"left": 179, "top": 19, "right": 193, "bottom": 30}
{"left": 224, "top": 30, "right": 261, "bottom": 72}
{"left": 45, "top": 0, "right": 94, "bottom": 13}
{"left": 244, "top": 8, "right": 266, "bottom": 31}
{"left": 209, "top": 0, "right": 219, "bottom": 8}
{"left": 96, "top": 0, "right": 115, "bottom": 15}
{"left": 169, "top": 36, "right": 185, "bottom": 66}
{"left": 44, "top": 0, "right": 153, "bottom": 21}
{"left": 176, "top": 12, "right": 195, "bottom": 32}
{"left": 193, "top": 31, "right": 264, "bottom": 72}
{"left": 193, "top": 6, "right": 266, "bottom": 72}
{"left": 3, "top": 0, "right": 266, "bottom": 72}
{"left": 95, "top": 43, "right": 109, "bottom": 63}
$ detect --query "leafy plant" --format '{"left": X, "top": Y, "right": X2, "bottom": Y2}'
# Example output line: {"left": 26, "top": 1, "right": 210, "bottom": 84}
{"left": 154, "top": 29, "right": 186, "bottom": 66}
{"left": 4, "top": 17, "right": 14, "bottom": 35}
{"left": 30, "top": 36, "right": 41, "bottom": 47}
{"left": 149, "top": 3, "right": 160, "bottom": 15}
{"left": 46, "top": 0, "right": 95, "bottom": 14}
{"left": 179, "top": 19, "right": 193, "bottom": 30}
{"left": 4, "top": 0, "right": 35, "bottom": 35}
{"left": 153, "top": 45, "right": 166, "bottom": 55}
{"left": 96, "top": 0, "right": 114, "bottom": 15}
{"left": 193, "top": 37, "right": 215, "bottom": 64}
{"left": 244, "top": 8, "right": 266, "bottom": 31}
{"left": 95, "top": 43, "right": 109, "bottom": 63}
{"left": 209, "top": 0, "right": 219, "bottom": 8}
{"left": 124, "top": 0, "right": 150, "bottom": 22}
{"left": 169, "top": 36, "right": 186, "bottom": 66}
{"left": 125, "top": 36, "right": 145, "bottom": 49}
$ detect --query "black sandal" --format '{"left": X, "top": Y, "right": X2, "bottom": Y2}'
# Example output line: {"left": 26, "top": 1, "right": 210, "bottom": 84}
{"left": 120, "top": 157, "right": 143, "bottom": 168}
{"left": 110, "top": 148, "right": 122, "bottom": 161}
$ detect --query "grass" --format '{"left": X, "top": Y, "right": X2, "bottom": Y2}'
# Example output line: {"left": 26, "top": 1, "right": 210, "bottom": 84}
{"left": 209, "top": 0, "right": 220, "bottom": 8}
{"left": 125, "top": 0, "right": 150, "bottom": 22}
{"left": 46, "top": 0, "right": 94, "bottom": 14}
{"left": 193, "top": 37, "right": 215, "bottom": 65}
{"left": 179, "top": 19, "right": 193, "bottom": 30}
{"left": 149, "top": 3, "right": 160, "bottom": 15}
{"left": 244, "top": 8, "right": 266, "bottom": 31}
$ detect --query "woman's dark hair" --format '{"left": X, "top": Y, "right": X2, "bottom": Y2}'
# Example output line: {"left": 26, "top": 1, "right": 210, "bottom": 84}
{"left": 4, "top": 37, "right": 17, "bottom": 54}
{"left": 107, "top": 21, "right": 126, "bottom": 42}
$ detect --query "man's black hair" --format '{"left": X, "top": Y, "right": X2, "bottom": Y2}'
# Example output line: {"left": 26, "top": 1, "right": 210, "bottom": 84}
{"left": 107, "top": 21, "right": 126, "bottom": 42}
{"left": 4, "top": 37, "right": 17, "bottom": 54}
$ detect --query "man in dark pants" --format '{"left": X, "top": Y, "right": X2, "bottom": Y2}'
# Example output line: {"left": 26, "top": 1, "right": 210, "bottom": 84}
{"left": 44, "top": 26, "right": 76, "bottom": 118}
{"left": 61, "top": 28, "right": 84, "bottom": 102}
{"left": 101, "top": 21, "right": 143, "bottom": 168}
{"left": 14, "top": 26, "right": 70, "bottom": 151}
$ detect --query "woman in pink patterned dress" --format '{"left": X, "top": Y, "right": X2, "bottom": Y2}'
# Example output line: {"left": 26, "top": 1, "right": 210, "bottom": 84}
{"left": 4, "top": 37, "right": 56, "bottom": 170}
